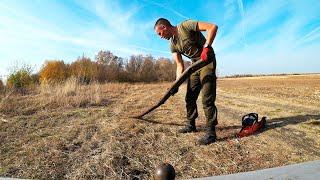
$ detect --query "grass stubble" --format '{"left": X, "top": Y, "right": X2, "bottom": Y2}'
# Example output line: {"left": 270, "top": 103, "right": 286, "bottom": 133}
{"left": 0, "top": 74, "right": 319, "bottom": 179}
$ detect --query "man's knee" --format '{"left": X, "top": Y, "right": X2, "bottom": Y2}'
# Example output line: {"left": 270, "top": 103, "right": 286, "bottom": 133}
{"left": 202, "top": 96, "right": 215, "bottom": 108}
{"left": 185, "top": 95, "right": 195, "bottom": 104}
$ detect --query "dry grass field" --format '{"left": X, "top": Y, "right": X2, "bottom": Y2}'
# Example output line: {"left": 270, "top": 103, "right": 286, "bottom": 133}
{"left": 1, "top": 74, "right": 319, "bottom": 179}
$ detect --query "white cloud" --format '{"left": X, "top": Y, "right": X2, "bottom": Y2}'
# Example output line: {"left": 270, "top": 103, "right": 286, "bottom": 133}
{"left": 223, "top": 0, "right": 237, "bottom": 21}
{"left": 141, "top": 0, "right": 189, "bottom": 20}
{"left": 0, "top": 0, "right": 319, "bottom": 77}
{"left": 215, "top": 0, "right": 320, "bottom": 75}
{"left": 0, "top": 0, "right": 163, "bottom": 76}
{"left": 296, "top": 26, "right": 320, "bottom": 46}
{"left": 236, "top": 0, "right": 247, "bottom": 46}
{"left": 216, "top": 0, "right": 288, "bottom": 52}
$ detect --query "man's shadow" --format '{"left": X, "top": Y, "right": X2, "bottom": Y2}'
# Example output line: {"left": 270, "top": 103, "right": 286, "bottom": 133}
{"left": 217, "top": 114, "right": 320, "bottom": 142}
{"left": 133, "top": 116, "right": 185, "bottom": 126}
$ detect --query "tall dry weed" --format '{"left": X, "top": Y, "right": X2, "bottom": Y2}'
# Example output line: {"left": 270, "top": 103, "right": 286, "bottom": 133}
{"left": 38, "top": 78, "right": 103, "bottom": 108}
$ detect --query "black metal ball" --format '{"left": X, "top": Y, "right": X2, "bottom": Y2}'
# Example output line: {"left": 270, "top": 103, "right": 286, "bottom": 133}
{"left": 154, "top": 163, "right": 175, "bottom": 180}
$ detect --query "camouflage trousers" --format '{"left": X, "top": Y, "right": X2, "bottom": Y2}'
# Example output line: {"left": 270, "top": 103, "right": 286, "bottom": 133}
{"left": 185, "top": 55, "right": 217, "bottom": 130}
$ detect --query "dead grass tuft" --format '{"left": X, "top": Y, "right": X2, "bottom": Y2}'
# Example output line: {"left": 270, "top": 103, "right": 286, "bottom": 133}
{"left": 38, "top": 78, "right": 104, "bottom": 108}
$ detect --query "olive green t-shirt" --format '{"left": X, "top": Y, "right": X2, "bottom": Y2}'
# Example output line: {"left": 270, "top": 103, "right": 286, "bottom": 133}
{"left": 170, "top": 20, "right": 207, "bottom": 62}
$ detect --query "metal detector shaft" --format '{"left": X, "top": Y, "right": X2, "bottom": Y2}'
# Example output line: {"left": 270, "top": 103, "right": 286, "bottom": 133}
{"left": 132, "top": 58, "right": 213, "bottom": 119}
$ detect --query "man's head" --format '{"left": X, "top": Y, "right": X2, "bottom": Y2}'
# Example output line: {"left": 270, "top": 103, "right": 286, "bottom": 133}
{"left": 154, "top": 18, "right": 173, "bottom": 40}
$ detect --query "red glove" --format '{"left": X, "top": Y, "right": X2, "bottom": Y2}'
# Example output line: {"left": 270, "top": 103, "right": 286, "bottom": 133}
{"left": 200, "top": 47, "right": 210, "bottom": 61}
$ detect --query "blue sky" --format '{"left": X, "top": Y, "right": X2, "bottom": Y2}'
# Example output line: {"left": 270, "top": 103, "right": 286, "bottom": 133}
{"left": 0, "top": 0, "right": 319, "bottom": 79}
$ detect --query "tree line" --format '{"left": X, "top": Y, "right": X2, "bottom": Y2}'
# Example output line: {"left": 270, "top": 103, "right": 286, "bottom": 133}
{"left": 1, "top": 50, "right": 187, "bottom": 92}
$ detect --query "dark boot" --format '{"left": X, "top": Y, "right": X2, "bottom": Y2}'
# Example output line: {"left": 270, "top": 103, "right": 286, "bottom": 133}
{"left": 198, "top": 134, "right": 216, "bottom": 145}
{"left": 198, "top": 127, "right": 216, "bottom": 145}
{"left": 178, "top": 125, "right": 198, "bottom": 133}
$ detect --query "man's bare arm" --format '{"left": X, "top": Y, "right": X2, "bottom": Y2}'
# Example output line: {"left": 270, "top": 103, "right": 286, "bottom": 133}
{"left": 173, "top": 52, "right": 184, "bottom": 80}
{"left": 197, "top": 22, "right": 218, "bottom": 46}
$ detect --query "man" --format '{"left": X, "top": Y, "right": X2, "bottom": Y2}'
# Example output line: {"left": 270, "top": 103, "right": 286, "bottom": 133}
{"left": 154, "top": 18, "right": 218, "bottom": 145}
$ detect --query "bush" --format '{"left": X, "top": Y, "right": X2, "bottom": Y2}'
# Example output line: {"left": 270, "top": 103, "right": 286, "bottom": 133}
{"left": 0, "top": 79, "right": 4, "bottom": 93}
{"left": 95, "top": 50, "right": 123, "bottom": 82}
{"left": 70, "top": 56, "right": 98, "bottom": 84}
{"left": 94, "top": 50, "right": 177, "bottom": 83}
{"left": 95, "top": 63, "right": 108, "bottom": 83}
{"left": 125, "top": 55, "right": 143, "bottom": 82}
{"left": 31, "top": 73, "right": 40, "bottom": 85}
{"left": 39, "top": 60, "right": 68, "bottom": 84}
{"left": 7, "top": 66, "right": 33, "bottom": 93}
{"left": 139, "top": 56, "right": 157, "bottom": 82}
{"left": 155, "top": 58, "right": 176, "bottom": 82}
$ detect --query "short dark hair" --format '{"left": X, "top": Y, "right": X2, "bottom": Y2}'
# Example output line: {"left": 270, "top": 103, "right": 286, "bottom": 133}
{"left": 154, "top": 18, "right": 172, "bottom": 29}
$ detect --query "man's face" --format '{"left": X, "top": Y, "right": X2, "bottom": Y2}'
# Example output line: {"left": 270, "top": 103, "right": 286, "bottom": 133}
{"left": 155, "top": 24, "right": 171, "bottom": 40}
